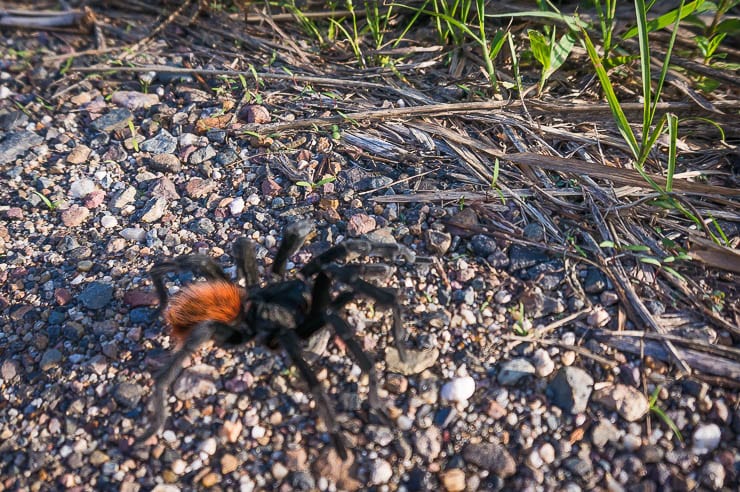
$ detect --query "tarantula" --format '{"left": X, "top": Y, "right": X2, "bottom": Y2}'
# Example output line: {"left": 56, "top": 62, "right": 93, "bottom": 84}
{"left": 136, "top": 220, "right": 415, "bottom": 459}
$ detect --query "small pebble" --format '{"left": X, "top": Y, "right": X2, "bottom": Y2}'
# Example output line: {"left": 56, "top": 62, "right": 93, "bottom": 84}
{"left": 230, "top": 196, "right": 245, "bottom": 215}
{"left": 271, "top": 462, "right": 289, "bottom": 480}
{"left": 100, "top": 215, "right": 118, "bottom": 228}
{"left": 539, "top": 443, "right": 555, "bottom": 464}
{"left": 251, "top": 425, "right": 266, "bottom": 439}
{"left": 440, "top": 468, "right": 466, "bottom": 492}
{"left": 440, "top": 376, "right": 475, "bottom": 403}
{"left": 199, "top": 437, "right": 217, "bottom": 456}
{"left": 693, "top": 423, "right": 721, "bottom": 454}
{"left": 370, "top": 459, "right": 393, "bottom": 485}
{"left": 532, "top": 348, "right": 555, "bottom": 377}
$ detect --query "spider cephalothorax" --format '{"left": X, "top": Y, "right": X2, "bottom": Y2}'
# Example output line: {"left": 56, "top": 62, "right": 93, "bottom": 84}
{"left": 137, "top": 220, "right": 415, "bottom": 459}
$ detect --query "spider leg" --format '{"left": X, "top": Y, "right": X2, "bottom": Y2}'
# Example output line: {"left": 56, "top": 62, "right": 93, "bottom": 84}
{"left": 137, "top": 321, "right": 221, "bottom": 444}
{"left": 294, "top": 272, "right": 331, "bottom": 339}
{"left": 326, "top": 312, "right": 386, "bottom": 417}
{"left": 279, "top": 329, "right": 348, "bottom": 460}
{"left": 301, "top": 239, "right": 415, "bottom": 277}
{"left": 150, "top": 255, "right": 229, "bottom": 308}
{"left": 232, "top": 237, "right": 260, "bottom": 288}
{"left": 323, "top": 265, "right": 408, "bottom": 362}
{"left": 273, "top": 220, "right": 314, "bottom": 275}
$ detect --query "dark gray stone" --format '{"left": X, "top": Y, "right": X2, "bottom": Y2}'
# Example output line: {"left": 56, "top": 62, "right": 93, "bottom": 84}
{"left": 79, "top": 282, "right": 114, "bottom": 310}
{"left": 583, "top": 268, "right": 608, "bottom": 294}
{"left": 508, "top": 244, "right": 549, "bottom": 271}
{"left": 113, "top": 382, "right": 144, "bottom": 408}
{"left": 0, "top": 130, "right": 44, "bottom": 165}
{"left": 470, "top": 234, "right": 497, "bottom": 257}
{"left": 463, "top": 442, "right": 516, "bottom": 478}
{"left": 546, "top": 367, "right": 594, "bottom": 414}
{"left": 91, "top": 108, "right": 133, "bottom": 132}
{"left": 141, "top": 130, "right": 177, "bottom": 154}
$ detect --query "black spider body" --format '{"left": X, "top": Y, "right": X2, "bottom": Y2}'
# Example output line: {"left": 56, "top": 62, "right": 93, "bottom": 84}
{"left": 137, "top": 220, "right": 415, "bottom": 459}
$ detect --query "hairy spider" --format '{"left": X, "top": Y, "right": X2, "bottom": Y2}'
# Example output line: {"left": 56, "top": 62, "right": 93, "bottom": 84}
{"left": 136, "top": 220, "right": 415, "bottom": 459}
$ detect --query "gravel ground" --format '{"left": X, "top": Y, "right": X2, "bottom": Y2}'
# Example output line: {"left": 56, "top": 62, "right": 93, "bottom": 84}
{"left": 1, "top": 15, "right": 739, "bottom": 492}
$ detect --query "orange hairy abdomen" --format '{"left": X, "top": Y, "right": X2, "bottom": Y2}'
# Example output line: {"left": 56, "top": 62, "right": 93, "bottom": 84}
{"left": 165, "top": 281, "right": 243, "bottom": 341}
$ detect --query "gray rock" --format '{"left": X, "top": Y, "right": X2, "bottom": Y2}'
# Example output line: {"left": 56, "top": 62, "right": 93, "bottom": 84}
{"left": 109, "top": 186, "right": 137, "bottom": 209}
{"left": 497, "top": 358, "right": 536, "bottom": 386}
{"left": 470, "top": 234, "right": 497, "bottom": 257}
{"left": 425, "top": 229, "right": 452, "bottom": 255}
{"left": 385, "top": 347, "right": 439, "bottom": 375}
{"left": 91, "top": 108, "right": 133, "bottom": 132}
{"left": 114, "top": 382, "right": 144, "bottom": 408}
{"left": 40, "top": 348, "right": 63, "bottom": 371}
{"left": 121, "top": 228, "right": 147, "bottom": 242}
{"left": 141, "top": 130, "right": 177, "bottom": 154}
{"left": 369, "top": 458, "right": 392, "bottom": 485}
{"left": 583, "top": 268, "right": 607, "bottom": 294}
{"left": 414, "top": 426, "right": 442, "bottom": 461}
{"left": 140, "top": 197, "right": 168, "bottom": 223}
{"left": 532, "top": 348, "right": 554, "bottom": 377}
{"left": 463, "top": 442, "right": 516, "bottom": 478}
{"left": 215, "top": 147, "right": 239, "bottom": 166}
{"left": 173, "top": 364, "right": 218, "bottom": 400}
{"left": 149, "top": 177, "right": 179, "bottom": 200}
{"left": 79, "top": 282, "right": 113, "bottom": 310}
{"left": 523, "top": 222, "right": 545, "bottom": 241}
{"left": 593, "top": 384, "right": 649, "bottom": 422}
{"left": 700, "top": 461, "right": 725, "bottom": 490}
{"left": 591, "top": 418, "right": 620, "bottom": 448}
{"left": 0, "top": 130, "right": 44, "bottom": 165}
{"left": 70, "top": 178, "right": 96, "bottom": 199}
{"left": 508, "top": 244, "right": 549, "bottom": 271}
{"left": 692, "top": 423, "right": 721, "bottom": 454}
{"left": 1, "top": 360, "right": 19, "bottom": 381}
{"left": 546, "top": 367, "right": 594, "bottom": 414}
{"left": 0, "top": 110, "right": 28, "bottom": 131}
{"left": 189, "top": 144, "right": 217, "bottom": 164}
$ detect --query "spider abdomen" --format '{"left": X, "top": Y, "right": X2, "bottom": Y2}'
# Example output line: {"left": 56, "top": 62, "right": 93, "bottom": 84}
{"left": 164, "top": 281, "right": 244, "bottom": 341}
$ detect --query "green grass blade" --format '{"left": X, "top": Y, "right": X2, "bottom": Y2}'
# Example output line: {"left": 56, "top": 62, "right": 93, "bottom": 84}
{"left": 649, "top": 0, "right": 686, "bottom": 126}
{"left": 666, "top": 113, "right": 678, "bottom": 193}
{"left": 580, "top": 30, "right": 639, "bottom": 158}
{"left": 634, "top": 0, "right": 652, "bottom": 142}
{"left": 651, "top": 405, "right": 684, "bottom": 443}
{"left": 483, "top": 10, "right": 588, "bottom": 31}
{"left": 623, "top": 0, "right": 706, "bottom": 39}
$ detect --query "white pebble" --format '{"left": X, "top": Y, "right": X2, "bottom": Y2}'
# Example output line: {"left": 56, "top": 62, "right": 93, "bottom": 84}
{"left": 539, "top": 442, "right": 555, "bottom": 464}
{"left": 229, "top": 197, "right": 245, "bottom": 215}
{"left": 70, "top": 178, "right": 96, "bottom": 199}
{"left": 100, "top": 215, "right": 118, "bottom": 229}
{"left": 693, "top": 423, "right": 721, "bottom": 454}
{"left": 199, "top": 437, "right": 217, "bottom": 455}
{"left": 370, "top": 459, "right": 393, "bottom": 484}
{"left": 251, "top": 425, "right": 266, "bottom": 439}
{"left": 532, "top": 348, "right": 555, "bottom": 377}
{"left": 171, "top": 459, "right": 187, "bottom": 475}
{"left": 561, "top": 332, "right": 576, "bottom": 345}
{"left": 246, "top": 193, "right": 260, "bottom": 206}
{"left": 162, "top": 430, "right": 177, "bottom": 443}
{"left": 440, "top": 376, "right": 475, "bottom": 403}
{"left": 527, "top": 450, "right": 544, "bottom": 469}
{"left": 272, "top": 462, "right": 288, "bottom": 480}
{"left": 587, "top": 307, "right": 611, "bottom": 327}
{"left": 397, "top": 415, "right": 414, "bottom": 431}
{"left": 120, "top": 227, "right": 146, "bottom": 242}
